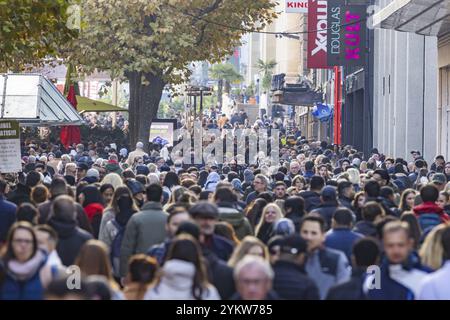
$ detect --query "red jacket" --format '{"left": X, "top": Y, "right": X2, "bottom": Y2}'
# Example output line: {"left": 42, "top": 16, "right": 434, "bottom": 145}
{"left": 413, "top": 202, "right": 450, "bottom": 223}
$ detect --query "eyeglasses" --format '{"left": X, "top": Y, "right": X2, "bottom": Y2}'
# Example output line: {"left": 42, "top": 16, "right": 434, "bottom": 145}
{"left": 12, "top": 239, "right": 33, "bottom": 245}
{"left": 239, "top": 278, "right": 268, "bottom": 286}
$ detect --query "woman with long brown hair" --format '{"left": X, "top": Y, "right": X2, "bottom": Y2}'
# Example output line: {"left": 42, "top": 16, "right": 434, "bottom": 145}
{"left": 75, "top": 240, "right": 123, "bottom": 299}
{"left": 399, "top": 189, "right": 417, "bottom": 215}
{"left": 123, "top": 254, "right": 159, "bottom": 300}
{"left": 99, "top": 186, "right": 138, "bottom": 243}
{"left": 144, "top": 234, "right": 220, "bottom": 300}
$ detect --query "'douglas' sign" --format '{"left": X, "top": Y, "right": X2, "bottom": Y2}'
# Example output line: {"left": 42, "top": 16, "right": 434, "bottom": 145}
{"left": 327, "top": 0, "right": 366, "bottom": 67}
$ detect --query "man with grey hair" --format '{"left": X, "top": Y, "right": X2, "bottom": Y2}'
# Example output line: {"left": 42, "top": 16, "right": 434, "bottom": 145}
{"left": 48, "top": 195, "right": 93, "bottom": 266}
{"left": 232, "top": 255, "right": 279, "bottom": 300}
{"left": 246, "top": 174, "right": 271, "bottom": 205}
{"left": 126, "top": 141, "right": 148, "bottom": 166}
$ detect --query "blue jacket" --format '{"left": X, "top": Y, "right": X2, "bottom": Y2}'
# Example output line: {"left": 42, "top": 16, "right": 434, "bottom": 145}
{"left": 311, "top": 202, "right": 341, "bottom": 228}
{"left": 202, "top": 234, "right": 234, "bottom": 262}
{"left": 325, "top": 228, "right": 364, "bottom": 262}
{"left": 368, "top": 254, "right": 431, "bottom": 300}
{"left": 299, "top": 191, "right": 321, "bottom": 213}
{"left": 0, "top": 195, "right": 17, "bottom": 243}
{"left": 1, "top": 251, "right": 48, "bottom": 300}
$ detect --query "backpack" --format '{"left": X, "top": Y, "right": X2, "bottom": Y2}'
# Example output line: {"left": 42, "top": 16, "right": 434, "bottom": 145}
{"left": 417, "top": 213, "right": 441, "bottom": 231}
{"left": 110, "top": 219, "right": 125, "bottom": 273}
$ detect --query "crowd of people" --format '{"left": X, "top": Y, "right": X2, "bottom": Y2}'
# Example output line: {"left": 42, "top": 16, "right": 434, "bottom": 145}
{"left": 1, "top": 110, "right": 450, "bottom": 300}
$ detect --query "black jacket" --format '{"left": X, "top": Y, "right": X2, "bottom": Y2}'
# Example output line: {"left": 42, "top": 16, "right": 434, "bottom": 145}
{"left": 338, "top": 196, "right": 354, "bottom": 211}
{"left": 380, "top": 198, "right": 400, "bottom": 217}
{"left": 273, "top": 260, "right": 320, "bottom": 300}
{"left": 299, "top": 191, "right": 321, "bottom": 213}
{"left": 38, "top": 198, "right": 93, "bottom": 235}
{"left": 366, "top": 196, "right": 397, "bottom": 217}
{"left": 7, "top": 183, "right": 31, "bottom": 206}
{"left": 203, "top": 249, "right": 235, "bottom": 300}
{"left": 353, "top": 220, "right": 377, "bottom": 237}
{"left": 311, "top": 202, "right": 341, "bottom": 229}
{"left": 285, "top": 211, "right": 304, "bottom": 232}
{"left": 48, "top": 217, "right": 93, "bottom": 266}
{"left": 256, "top": 222, "right": 275, "bottom": 245}
{"left": 326, "top": 268, "right": 368, "bottom": 300}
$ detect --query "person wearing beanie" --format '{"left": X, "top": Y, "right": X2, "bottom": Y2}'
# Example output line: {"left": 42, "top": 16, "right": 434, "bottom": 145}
{"left": 393, "top": 163, "right": 413, "bottom": 190}
{"left": 82, "top": 168, "right": 100, "bottom": 184}
{"left": 106, "top": 159, "right": 123, "bottom": 175}
{"left": 126, "top": 179, "right": 146, "bottom": 208}
{"left": 136, "top": 164, "right": 150, "bottom": 176}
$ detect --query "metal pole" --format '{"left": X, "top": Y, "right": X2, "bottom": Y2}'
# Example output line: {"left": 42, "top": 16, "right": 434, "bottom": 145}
{"left": 200, "top": 90, "right": 204, "bottom": 123}
{"left": 194, "top": 95, "right": 197, "bottom": 120}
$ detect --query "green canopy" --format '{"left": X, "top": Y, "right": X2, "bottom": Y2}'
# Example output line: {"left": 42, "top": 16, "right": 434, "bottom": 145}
{"left": 76, "top": 96, "right": 128, "bottom": 113}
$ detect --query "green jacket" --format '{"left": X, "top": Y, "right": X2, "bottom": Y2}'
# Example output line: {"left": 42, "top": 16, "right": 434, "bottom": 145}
{"left": 218, "top": 204, "right": 253, "bottom": 240}
{"left": 120, "top": 202, "right": 168, "bottom": 277}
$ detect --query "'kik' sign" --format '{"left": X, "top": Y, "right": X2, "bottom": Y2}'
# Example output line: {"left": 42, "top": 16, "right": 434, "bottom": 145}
{"left": 286, "top": 0, "right": 308, "bottom": 13}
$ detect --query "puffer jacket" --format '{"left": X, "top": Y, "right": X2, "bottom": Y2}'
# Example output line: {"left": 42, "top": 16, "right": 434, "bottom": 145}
{"left": 217, "top": 203, "right": 253, "bottom": 240}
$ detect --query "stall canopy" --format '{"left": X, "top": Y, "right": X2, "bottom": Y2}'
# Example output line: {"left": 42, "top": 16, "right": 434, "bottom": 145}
{"left": 76, "top": 96, "right": 128, "bottom": 113}
{"left": 0, "top": 74, "right": 84, "bottom": 126}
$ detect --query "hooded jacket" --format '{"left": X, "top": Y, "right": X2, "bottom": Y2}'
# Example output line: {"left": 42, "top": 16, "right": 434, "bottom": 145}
{"left": 299, "top": 190, "right": 321, "bottom": 213}
{"left": 217, "top": 202, "right": 253, "bottom": 240}
{"left": 144, "top": 259, "right": 220, "bottom": 300}
{"left": 204, "top": 172, "right": 220, "bottom": 192}
{"left": 48, "top": 217, "right": 93, "bottom": 266}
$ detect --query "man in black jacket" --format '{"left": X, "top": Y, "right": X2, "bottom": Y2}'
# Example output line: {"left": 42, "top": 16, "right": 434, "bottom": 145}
{"left": 48, "top": 196, "right": 93, "bottom": 266}
{"left": 338, "top": 180, "right": 355, "bottom": 211}
{"left": 272, "top": 235, "right": 320, "bottom": 300}
{"left": 311, "top": 186, "right": 341, "bottom": 229}
{"left": 8, "top": 171, "right": 41, "bottom": 205}
{"left": 326, "top": 238, "right": 380, "bottom": 300}
{"left": 299, "top": 176, "right": 324, "bottom": 213}
{"left": 38, "top": 178, "right": 92, "bottom": 234}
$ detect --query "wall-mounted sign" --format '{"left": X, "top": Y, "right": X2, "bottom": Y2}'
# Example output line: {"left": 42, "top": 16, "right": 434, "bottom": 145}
{"left": 0, "top": 120, "right": 22, "bottom": 173}
{"left": 307, "top": 0, "right": 367, "bottom": 68}
{"left": 327, "top": 0, "right": 367, "bottom": 67}
{"left": 286, "top": 0, "right": 308, "bottom": 13}
{"left": 307, "top": 0, "right": 330, "bottom": 69}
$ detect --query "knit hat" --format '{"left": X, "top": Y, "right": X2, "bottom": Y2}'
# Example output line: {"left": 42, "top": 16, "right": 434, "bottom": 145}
{"left": 86, "top": 168, "right": 100, "bottom": 179}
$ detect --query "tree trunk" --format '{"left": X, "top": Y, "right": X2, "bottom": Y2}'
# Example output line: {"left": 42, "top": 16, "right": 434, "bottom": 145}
{"left": 127, "top": 71, "right": 166, "bottom": 151}
{"left": 224, "top": 80, "right": 231, "bottom": 94}
{"left": 217, "top": 79, "right": 223, "bottom": 110}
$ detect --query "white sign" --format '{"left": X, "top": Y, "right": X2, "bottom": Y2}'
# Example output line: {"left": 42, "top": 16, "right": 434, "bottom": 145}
{"left": 0, "top": 120, "right": 22, "bottom": 173}
{"left": 286, "top": 0, "right": 308, "bottom": 13}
